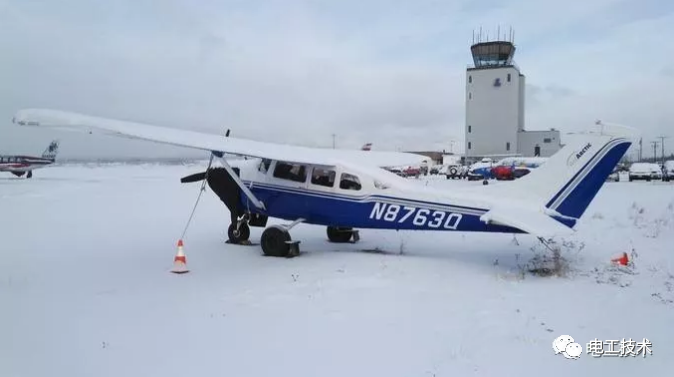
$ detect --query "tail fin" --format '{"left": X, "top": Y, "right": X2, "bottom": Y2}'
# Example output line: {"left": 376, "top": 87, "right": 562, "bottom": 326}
{"left": 493, "top": 122, "right": 637, "bottom": 226}
{"left": 41, "top": 140, "right": 59, "bottom": 160}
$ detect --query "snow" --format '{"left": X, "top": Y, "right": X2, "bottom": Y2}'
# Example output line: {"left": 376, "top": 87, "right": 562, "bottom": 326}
{"left": 2, "top": 164, "right": 673, "bottom": 377}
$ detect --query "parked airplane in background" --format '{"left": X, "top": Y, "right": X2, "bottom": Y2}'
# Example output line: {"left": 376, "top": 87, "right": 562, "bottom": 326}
{"left": 12, "top": 109, "right": 637, "bottom": 258}
{"left": 0, "top": 140, "right": 59, "bottom": 178}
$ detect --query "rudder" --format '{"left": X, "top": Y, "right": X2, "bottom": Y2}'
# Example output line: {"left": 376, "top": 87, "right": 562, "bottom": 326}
{"left": 41, "top": 140, "right": 60, "bottom": 160}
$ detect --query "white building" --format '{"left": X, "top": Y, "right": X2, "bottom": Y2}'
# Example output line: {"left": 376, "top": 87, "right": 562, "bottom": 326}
{"left": 464, "top": 38, "right": 561, "bottom": 162}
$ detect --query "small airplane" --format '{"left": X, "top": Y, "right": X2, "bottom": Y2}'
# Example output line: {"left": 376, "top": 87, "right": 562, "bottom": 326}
{"left": 12, "top": 109, "right": 638, "bottom": 258}
{"left": 0, "top": 139, "right": 60, "bottom": 178}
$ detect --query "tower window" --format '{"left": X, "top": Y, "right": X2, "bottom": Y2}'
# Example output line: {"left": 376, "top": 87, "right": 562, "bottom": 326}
{"left": 507, "top": 73, "right": 511, "bottom": 82}
{"left": 506, "top": 142, "right": 510, "bottom": 151}
{"left": 469, "top": 92, "right": 472, "bottom": 99}
{"left": 544, "top": 138, "right": 552, "bottom": 143}
{"left": 468, "top": 125, "right": 472, "bottom": 133}
{"left": 469, "top": 75, "right": 472, "bottom": 83}
{"left": 468, "top": 142, "right": 472, "bottom": 150}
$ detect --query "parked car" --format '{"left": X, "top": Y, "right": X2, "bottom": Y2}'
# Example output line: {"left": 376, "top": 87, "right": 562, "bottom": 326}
{"left": 445, "top": 165, "right": 464, "bottom": 179}
{"left": 403, "top": 166, "right": 421, "bottom": 178}
{"left": 628, "top": 162, "right": 662, "bottom": 181}
{"left": 512, "top": 167, "right": 532, "bottom": 179}
{"left": 491, "top": 165, "right": 514, "bottom": 180}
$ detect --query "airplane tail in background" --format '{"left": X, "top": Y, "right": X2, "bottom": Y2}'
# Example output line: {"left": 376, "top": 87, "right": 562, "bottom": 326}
{"left": 41, "top": 140, "right": 60, "bottom": 160}
{"left": 488, "top": 122, "right": 638, "bottom": 228}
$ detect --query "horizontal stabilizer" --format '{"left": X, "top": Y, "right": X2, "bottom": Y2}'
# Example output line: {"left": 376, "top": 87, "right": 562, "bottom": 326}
{"left": 480, "top": 207, "right": 575, "bottom": 238}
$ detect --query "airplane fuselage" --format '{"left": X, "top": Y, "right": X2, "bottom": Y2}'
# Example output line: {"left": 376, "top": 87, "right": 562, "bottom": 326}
{"left": 233, "top": 158, "right": 521, "bottom": 233}
{"left": 0, "top": 155, "right": 54, "bottom": 173}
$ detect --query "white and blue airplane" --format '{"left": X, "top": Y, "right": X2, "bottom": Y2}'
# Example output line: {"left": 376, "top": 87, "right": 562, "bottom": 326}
{"left": 12, "top": 109, "right": 637, "bottom": 258}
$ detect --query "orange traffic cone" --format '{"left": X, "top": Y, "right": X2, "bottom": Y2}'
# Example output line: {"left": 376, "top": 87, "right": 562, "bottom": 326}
{"left": 171, "top": 239, "right": 189, "bottom": 274}
{"left": 611, "top": 252, "right": 629, "bottom": 266}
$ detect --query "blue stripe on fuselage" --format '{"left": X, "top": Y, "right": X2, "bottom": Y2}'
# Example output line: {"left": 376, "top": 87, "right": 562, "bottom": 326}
{"left": 243, "top": 181, "right": 488, "bottom": 215}
{"left": 240, "top": 184, "right": 520, "bottom": 233}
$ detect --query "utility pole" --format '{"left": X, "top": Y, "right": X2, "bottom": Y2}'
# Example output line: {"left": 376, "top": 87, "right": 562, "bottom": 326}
{"left": 651, "top": 141, "right": 659, "bottom": 162}
{"left": 657, "top": 135, "right": 668, "bottom": 166}
{"left": 331, "top": 134, "right": 336, "bottom": 149}
{"left": 638, "top": 138, "right": 643, "bottom": 161}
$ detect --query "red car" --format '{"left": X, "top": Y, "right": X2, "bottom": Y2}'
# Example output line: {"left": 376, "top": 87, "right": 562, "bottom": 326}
{"left": 491, "top": 165, "right": 514, "bottom": 180}
{"left": 403, "top": 166, "right": 421, "bottom": 177}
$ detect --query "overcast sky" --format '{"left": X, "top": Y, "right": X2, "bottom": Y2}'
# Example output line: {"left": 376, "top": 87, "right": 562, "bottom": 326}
{"left": 1, "top": 0, "right": 673, "bottom": 159}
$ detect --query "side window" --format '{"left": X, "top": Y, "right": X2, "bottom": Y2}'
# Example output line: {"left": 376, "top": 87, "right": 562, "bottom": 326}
{"left": 340, "top": 173, "right": 361, "bottom": 190}
{"left": 273, "top": 161, "right": 307, "bottom": 182}
{"left": 311, "top": 168, "right": 336, "bottom": 187}
{"left": 258, "top": 158, "right": 271, "bottom": 173}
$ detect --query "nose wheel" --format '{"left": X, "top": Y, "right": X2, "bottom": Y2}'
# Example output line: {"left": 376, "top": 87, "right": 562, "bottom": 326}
{"left": 227, "top": 222, "right": 250, "bottom": 244}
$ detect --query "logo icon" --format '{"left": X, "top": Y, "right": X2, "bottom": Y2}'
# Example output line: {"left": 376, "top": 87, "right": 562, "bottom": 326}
{"left": 553, "top": 335, "right": 582, "bottom": 360}
{"left": 566, "top": 143, "right": 592, "bottom": 166}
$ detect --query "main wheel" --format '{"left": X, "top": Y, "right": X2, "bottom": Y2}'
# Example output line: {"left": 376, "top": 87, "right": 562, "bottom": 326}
{"left": 327, "top": 226, "right": 353, "bottom": 243}
{"left": 27, "top": 171, "right": 32, "bottom": 179}
{"left": 228, "top": 222, "right": 250, "bottom": 243}
{"left": 261, "top": 226, "right": 291, "bottom": 257}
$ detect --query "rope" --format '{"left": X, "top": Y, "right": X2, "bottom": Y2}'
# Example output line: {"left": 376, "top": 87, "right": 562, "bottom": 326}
{"left": 180, "top": 153, "right": 215, "bottom": 240}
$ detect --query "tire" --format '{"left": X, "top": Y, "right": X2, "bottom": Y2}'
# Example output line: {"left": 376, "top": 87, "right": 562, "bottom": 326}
{"left": 449, "top": 167, "right": 457, "bottom": 176}
{"left": 327, "top": 226, "right": 353, "bottom": 243}
{"left": 228, "top": 222, "right": 250, "bottom": 243}
{"left": 261, "top": 226, "right": 291, "bottom": 257}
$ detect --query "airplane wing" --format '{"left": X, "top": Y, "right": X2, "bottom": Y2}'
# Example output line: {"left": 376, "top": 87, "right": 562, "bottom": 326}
{"left": 12, "top": 109, "right": 429, "bottom": 168}
{"left": 480, "top": 206, "right": 575, "bottom": 238}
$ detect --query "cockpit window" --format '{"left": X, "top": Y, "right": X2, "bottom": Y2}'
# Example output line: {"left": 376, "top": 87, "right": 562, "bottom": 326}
{"left": 311, "top": 168, "right": 336, "bottom": 187}
{"left": 273, "top": 161, "right": 307, "bottom": 182}
{"left": 339, "top": 173, "right": 361, "bottom": 190}
{"left": 258, "top": 158, "right": 272, "bottom": 173}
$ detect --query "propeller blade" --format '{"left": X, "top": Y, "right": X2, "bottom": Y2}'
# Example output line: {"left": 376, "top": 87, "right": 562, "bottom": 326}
{"left": 180, "top": 171, "right": 208, "bottom": 183}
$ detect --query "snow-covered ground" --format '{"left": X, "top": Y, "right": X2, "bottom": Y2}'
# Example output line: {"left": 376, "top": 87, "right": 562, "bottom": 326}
{"left": 2, "top": 164, "right": 673, "bottom": 377}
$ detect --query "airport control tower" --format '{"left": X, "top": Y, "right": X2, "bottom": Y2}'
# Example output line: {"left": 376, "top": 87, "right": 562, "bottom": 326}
{"left": 465, "top": 28, "right": 524, "bottom": 160}
{"left": 464, "top": 27, "right": 561, "bottom": 161}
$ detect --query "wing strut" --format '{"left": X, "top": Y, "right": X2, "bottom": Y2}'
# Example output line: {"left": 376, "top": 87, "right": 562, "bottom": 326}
{"left": 215, "top": 154, "right": 266, "bottom": 210}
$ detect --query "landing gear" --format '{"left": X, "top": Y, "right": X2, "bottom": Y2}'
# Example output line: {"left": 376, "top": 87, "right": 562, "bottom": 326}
{"left": 260, "top": 219, "right": 303, "bottom": 258}
{"left": 326, "top": 226, "right": 359, "bottom": 243}
{"left": 261, "top": 225, "right": 292, "bottom": 257}
{"left": 27, "top": 170, "right": 32, "bottom": 179}
{"left": 227, "top": 222, "right": 250, "bottom": 244}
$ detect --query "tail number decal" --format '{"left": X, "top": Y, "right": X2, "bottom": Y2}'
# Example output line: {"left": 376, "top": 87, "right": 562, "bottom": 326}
{"left": 369, "top": 203, "right": 462, "bottom": 229}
